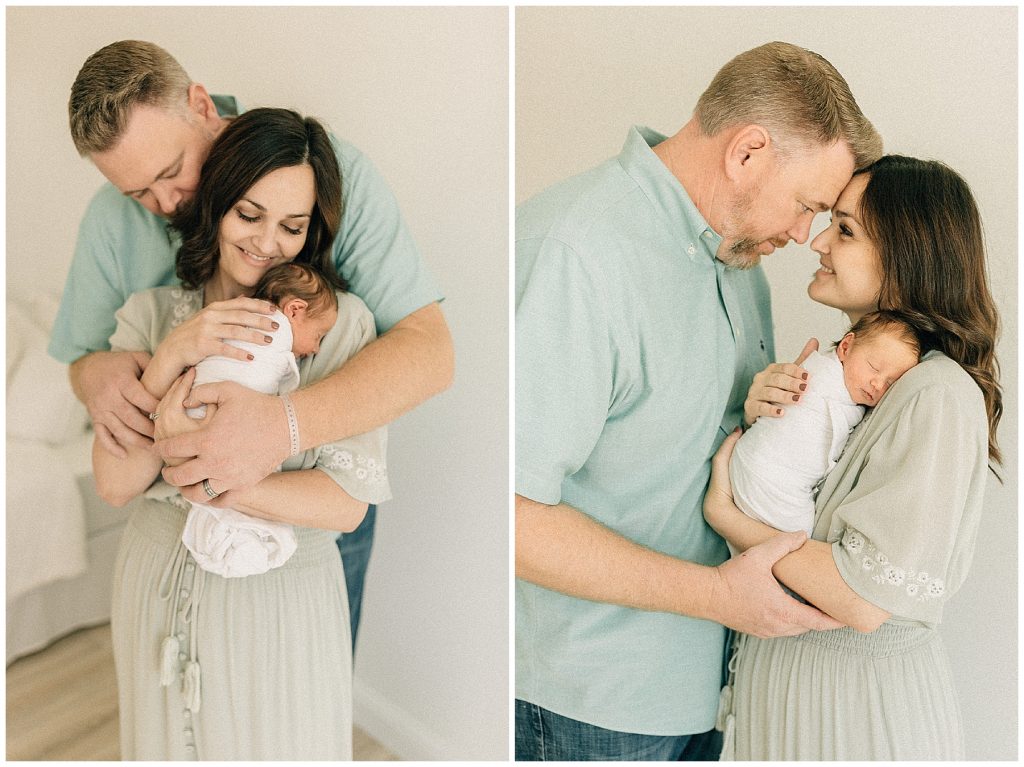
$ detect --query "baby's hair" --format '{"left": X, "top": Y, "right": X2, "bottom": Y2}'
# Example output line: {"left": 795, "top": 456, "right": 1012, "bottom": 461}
{"left": 252, "top": 262, "right": 339, "bottom": 316}
{"left": 838, "top": 310, "right": 928, "bottom": 358}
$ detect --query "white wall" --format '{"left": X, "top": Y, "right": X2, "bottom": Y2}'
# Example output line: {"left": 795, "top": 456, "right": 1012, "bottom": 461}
{"left": 7, "top": 7, "right": 508, "bottom": 760}
{"left": 517, "top": 6, "right": 1016, "bottom": 760}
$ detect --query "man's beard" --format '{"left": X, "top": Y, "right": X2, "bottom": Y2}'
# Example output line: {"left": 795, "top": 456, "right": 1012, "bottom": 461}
{"left": 717, "top": 194, "right": 763, "bottom": 270}
{"left": 719, "top": 238, "right": 763, "bottom": 270}
{"left": 716, "top": 194, "right": 786, "bottom": 270}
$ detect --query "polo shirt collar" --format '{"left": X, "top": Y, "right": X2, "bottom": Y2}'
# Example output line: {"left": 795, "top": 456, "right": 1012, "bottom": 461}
{"left": 618, "top": 125, "right": 722, "bottom": 263}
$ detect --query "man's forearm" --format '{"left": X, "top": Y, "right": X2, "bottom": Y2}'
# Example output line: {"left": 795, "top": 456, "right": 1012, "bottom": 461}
{"left": 291, "top": 302, "right": 454, "bottom": 447}
{"left": 515, "top": 494, "right": 718, "bottom": 619}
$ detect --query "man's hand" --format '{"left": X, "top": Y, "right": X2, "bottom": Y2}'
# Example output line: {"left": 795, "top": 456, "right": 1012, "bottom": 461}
{"left": 743, "top": 337, "right": 819, "bottom": 426}
{"left": 706, "top": 531, "right": 844, "bottom": 638}
{"left": 70, "top": 351, "right": 160, "bottom": 457}
{"left": 156, "top": 381, "right": 288, "bottom": 498}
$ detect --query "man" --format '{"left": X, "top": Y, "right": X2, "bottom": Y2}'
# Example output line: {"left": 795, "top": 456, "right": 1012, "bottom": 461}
{"left": 53, "top": 40, "right": 454, "bottom": 647}
{"left": 515, "top": 42, "right": 882, "bottom": 760}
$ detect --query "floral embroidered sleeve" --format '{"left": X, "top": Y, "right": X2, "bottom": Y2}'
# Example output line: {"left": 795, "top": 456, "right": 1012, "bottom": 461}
{"left": 827, "top": 378, "right": 988, "bottom": 625}
{"left": 314, "top": 430, "right": 392, "bottom": 505}
{"left": 298, "top": 291, "right": 392, "bottom": 506}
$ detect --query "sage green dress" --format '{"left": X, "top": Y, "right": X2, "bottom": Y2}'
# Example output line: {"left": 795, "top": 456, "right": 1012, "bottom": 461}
{"left": 107, "top": 286, "right": 392, "bottom": 760}
{"left": 719, "top": 352, "right": 989, "bottom": 760}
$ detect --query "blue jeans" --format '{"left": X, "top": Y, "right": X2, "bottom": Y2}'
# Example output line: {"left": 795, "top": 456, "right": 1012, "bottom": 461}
{"left": 515, "top": 700, "right": 722, "bottom": 761}
{"left": 336, "top": 504, "right": 376, "bottom": 653}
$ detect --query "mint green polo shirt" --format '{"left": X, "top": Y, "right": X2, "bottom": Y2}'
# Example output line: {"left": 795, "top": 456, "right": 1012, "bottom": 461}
{"left": 50, "top": 95, "right": 442, "bottom": 363}
{"left": 515, "top": 126, "right": 774, "bottom": 735}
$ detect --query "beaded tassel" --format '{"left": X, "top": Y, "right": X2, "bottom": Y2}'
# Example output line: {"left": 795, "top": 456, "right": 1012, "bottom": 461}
{"left": 715, "top": 683, "right": 733, "bottom": 732}
{"left": 183, "top": 661, "right": 202, "bottom": 713}
{"left": 719, "top": 713, "right": 736, "bottom": 761}
{"left": 159, "top": 636, "right": 179, "bottom": 687}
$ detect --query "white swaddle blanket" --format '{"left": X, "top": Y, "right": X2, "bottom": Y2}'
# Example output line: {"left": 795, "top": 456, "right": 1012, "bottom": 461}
{"left": 729, "top": 349, "right": 864, "bottom": 546}
{"left": 181, "top": 309, "right": 301, "bottom": 577}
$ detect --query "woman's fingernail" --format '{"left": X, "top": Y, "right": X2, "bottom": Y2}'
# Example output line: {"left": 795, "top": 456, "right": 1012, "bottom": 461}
{"left": 802, "top": 372, "right": 809, "bottom": 380}
{"left": 271, "top": 322, "right": 280, "bottom": 330}
{"left": 264, "top": 335, "right": 273, "bottom": 343}
{"left": 799, "top": 383, "right": 807, "bottom": 391}
{"left": 792, "top": 394, "right": 800, "bottom": 402}
{"left": 247, "top": 354, "right": 254, "bottom": 361}
{"left": 776, "top": 408, "right": 783, "bottom": 416}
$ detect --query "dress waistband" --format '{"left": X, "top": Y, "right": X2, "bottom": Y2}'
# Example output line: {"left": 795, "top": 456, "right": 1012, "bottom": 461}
{"left": 793, "top": 621, "right": 937, "bottom": 657}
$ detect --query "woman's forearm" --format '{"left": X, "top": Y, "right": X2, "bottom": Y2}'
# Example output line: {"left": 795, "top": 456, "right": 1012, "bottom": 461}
{"left": 140, "top": 347, "right": 190, "bottom": 402}
{"left": 230, "top": 469, "right": 368, "bottom": 533}
{"left": 91, "top": 437, "right": 163, "bottom": 507}
{"left": 772, "top": 539, "right": 891, "bottom": 632}
{"left": 705, "top": 495, "right": 890, "bottom": 632}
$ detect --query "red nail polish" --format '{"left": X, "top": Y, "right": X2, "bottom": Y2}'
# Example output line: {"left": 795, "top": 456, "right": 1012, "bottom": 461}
{"left": 799, "top": 383, "right": 807, "bottom": 391}
{"left": 792, "top": 394, "right": 799, "bottom": 401}
{"left": 247, "top": 354, "right": 254, "bottom": 360}
{"left": 802, "top": 372, "right": 809, "bottom": 380}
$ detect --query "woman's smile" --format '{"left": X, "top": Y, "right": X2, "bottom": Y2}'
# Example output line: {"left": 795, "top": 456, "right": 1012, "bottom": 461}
{"left": 237, "top": 245, "right": 277, "bottom": 264}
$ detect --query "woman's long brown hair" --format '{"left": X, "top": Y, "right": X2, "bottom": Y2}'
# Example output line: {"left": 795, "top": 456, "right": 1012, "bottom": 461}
{"left": 857, "top": 155, "right": 1002, "bottom": 475}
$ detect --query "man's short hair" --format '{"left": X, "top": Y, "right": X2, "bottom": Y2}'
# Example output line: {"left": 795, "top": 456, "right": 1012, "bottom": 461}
{"left": 69, "top": 40, "right": 192, "bottom": 156}
{"left": 695, "top": 41, "right": 882, "bottom": 170}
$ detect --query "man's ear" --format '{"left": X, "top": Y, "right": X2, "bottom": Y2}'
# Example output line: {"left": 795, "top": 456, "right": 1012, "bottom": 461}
{"left": 281, "top": 297, "right": 309, "bottom": 320}
{"left": 836, "top": 332, "right": 855, "bottom": 362}
{"left": 723, "top": 124, "right": 772, "bottom": 182}
{"left": 187, "top": 83, "right": 220, "bottom": 128}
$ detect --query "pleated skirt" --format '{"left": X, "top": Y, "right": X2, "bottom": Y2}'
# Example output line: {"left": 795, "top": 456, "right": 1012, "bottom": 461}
{"left": 110, "top": 497, "right": 352, "bottom": 760}
{"left": 725, "top": 623, "right": 964, "bottom": 760}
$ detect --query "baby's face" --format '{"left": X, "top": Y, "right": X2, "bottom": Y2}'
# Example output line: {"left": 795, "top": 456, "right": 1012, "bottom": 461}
{"left": 290, "top": 305, "right": 338, "bottom": 358}
{"left": 837, "top": 331, "right": 919, "bottom": 406}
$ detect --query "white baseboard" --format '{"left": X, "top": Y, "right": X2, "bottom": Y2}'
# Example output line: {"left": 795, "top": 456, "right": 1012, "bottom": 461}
{"left": 353, "top": 678, "right": 448, "bottom": 761}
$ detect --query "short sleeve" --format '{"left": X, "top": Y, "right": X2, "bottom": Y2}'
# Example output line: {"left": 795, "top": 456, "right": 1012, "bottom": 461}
{"left": 108, "top": 291, "right": 159, "bottom": 355}
{"left": 331, "top": 139, "right": 443, "bottom": 334}
{"left": 49, "top": 186, "right": 177, "bottom": 363}
{"left": 295, "top": 291, "right": 391, "bottom": 504}
{"left": 50, "top": 193, "right": 133, "bottom": 362}
{"left": 829, "top": 381, "right": 988, "bottom": 623}
{"left": 515, "top": 237, "right": 614, "bottom": 505}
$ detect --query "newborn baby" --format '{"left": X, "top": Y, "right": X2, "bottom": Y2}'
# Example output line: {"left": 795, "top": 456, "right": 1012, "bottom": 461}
{"left": 181, "top": 262, "right": 339, "bottom": 578}
{"left": 727, "top": 310, "right": 922, "bottom": 550}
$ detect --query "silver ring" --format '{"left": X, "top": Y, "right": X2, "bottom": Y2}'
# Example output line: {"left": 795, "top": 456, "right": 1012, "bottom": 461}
{"left": 202, "top": 479, "right": 219, "bottom": 499}
{"left": 149, "top": 411, "right": 160, "bottom": 421}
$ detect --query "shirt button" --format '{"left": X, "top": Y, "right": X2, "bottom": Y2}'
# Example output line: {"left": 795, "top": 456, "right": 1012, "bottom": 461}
{"left": 687, "top": 243, "right": 696, "bottom": 255}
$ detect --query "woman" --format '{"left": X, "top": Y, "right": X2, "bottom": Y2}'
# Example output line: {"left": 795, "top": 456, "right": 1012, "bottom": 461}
{"left": 704, "top": 155, "right": 1002, "bottom": 760}
{"left": 92, "top": 108, "right": 390, "bottom": 759}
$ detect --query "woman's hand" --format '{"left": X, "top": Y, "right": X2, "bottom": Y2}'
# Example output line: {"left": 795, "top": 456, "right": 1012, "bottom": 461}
{"left": 743, "top": 337, "right": 819, "bottom": 427}
{"left": 158, "top": 296, "right": 281, "bottom": 369}
{"left": 141, "top": 297, "right": 280, "bottom": 403}
{"left": 153, "top": 368, "right": 217, "bottom": 468}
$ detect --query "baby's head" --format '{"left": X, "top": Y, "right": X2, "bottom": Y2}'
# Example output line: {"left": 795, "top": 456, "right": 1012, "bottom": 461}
{"left": 836, "top": 311, "right": 922, "bottom": 406}
{"left": 253, "top": 263, "right": 339, "bottom": 358}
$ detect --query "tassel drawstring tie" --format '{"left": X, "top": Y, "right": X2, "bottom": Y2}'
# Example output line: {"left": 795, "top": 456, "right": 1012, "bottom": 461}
{"left": 157, "top": 543, "right": 205, "bottom": 713}
{"left": 716, "top": 632, "right": 744, "bottom": 761}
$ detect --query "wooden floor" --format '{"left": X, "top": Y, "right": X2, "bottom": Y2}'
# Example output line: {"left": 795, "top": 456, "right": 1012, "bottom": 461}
{"left": 6, "top": 623, "right": 397, "bottom": 761}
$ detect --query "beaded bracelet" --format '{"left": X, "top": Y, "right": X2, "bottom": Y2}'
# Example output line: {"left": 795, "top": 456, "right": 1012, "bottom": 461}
{"left": 281, "top": 393, "right": 300, "bottom": 457}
